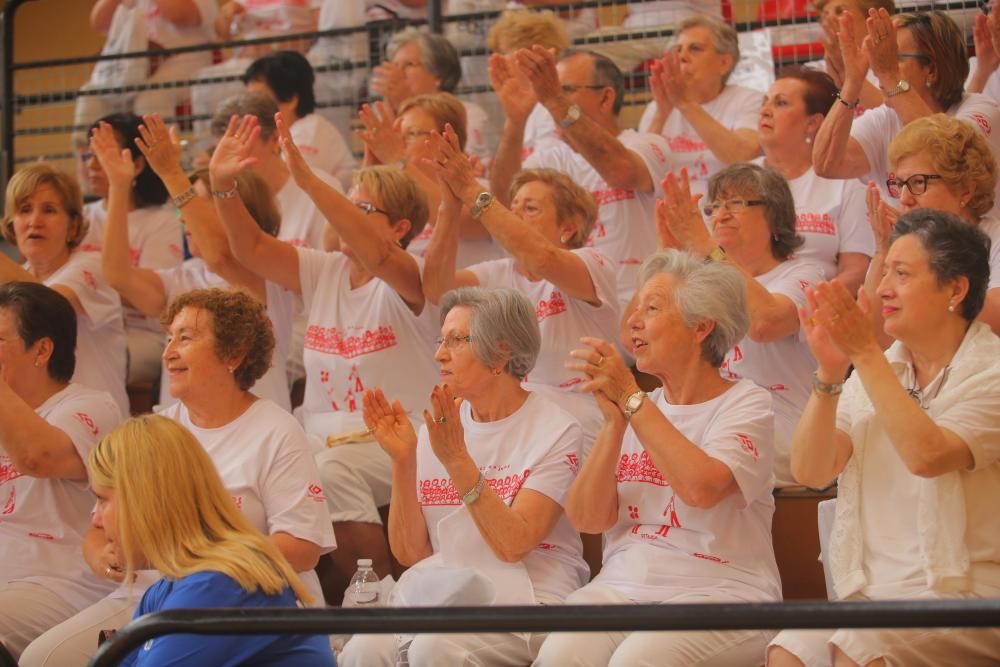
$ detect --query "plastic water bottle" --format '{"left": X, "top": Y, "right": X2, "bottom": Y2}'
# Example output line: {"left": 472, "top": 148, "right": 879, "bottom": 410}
{"left": 344, "top": 558, "right": 379, "bottom": 607}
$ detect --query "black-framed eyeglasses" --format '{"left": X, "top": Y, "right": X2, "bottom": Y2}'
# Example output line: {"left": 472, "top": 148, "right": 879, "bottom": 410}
{"left": 885, "top": 174, "right": 942, "bottom": 198}
{"left": 702, "top": 198, "right": 764, "bottom": 217}
{"left": 435, "top": 334, "right": 472, "bottom": 349}
{"left": 560, "top": 84, "right": 605, "bottom": 94}
{"left": 355, "top": 201, "right": 390, "bottom": 216}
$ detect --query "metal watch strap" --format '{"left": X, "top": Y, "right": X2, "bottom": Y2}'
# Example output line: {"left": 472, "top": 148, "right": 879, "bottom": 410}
{"left": 812, "top": 372, "right": 844, "bottom": 396}
{"left": 558, "top": 103, "right": 582, "bottom": 129}
{"left": 461, "top": 473, "right": 486, "bottom": 505}
{"left": 470, "top": 192, "right": 496, "bottom": 219}
{"left": 211, "top": 181, "right": 240, "bottom": 199}
{"left": 171, "top": 187, "right": 197, "bottom": 210}
{"left": 623, "top": 390, "right": 646, "bottom": 420}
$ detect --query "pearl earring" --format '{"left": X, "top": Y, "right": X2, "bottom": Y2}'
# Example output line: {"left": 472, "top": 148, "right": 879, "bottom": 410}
{"left": 948, "top": 304, "right": 956, "bottom": 312}
{"left": 805, "top": 136, "right": 813, "bottom": 145}
{"left": 560, "top": 232, "right": 573, "bottom": 244}
{"left": 227, "top": 366, "right": 235, "bottom": 373}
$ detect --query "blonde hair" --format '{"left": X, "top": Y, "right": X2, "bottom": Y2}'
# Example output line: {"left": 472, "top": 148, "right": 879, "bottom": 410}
{"left": 189, "top": 168, "right": 280, "bottom": 237}
{"left": 509, "top": 168, "right": 597, "bottom": 248}
{"left": 487, "top": 9, "right": 570, "bottom": 55}
{"left": 88, "top": 415, "right": 312, "bottom": 603}
{"left": 398, "top": 92, "right": 468, "bottom": 152}
{"left": 3, "top": 163, "right": 87, "bottom": 249}
{"left": 888, "top": 113, "right": 996, "bottom": 220}
{"left": 352, "top": 166, "right": 429, "bottom": 248}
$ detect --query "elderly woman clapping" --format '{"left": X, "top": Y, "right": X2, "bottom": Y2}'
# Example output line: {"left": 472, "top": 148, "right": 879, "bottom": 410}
{"left": 768, "top": 211, "right": 1000, "bottom": 666}
{"left": 340, "top": 287, "right": 589, "bottom": 667}
{"left": 655, "top": 164, "right": 824, "bottom": 487}
{"left": 535, "top": 250, "right": 781, "bottom": 666}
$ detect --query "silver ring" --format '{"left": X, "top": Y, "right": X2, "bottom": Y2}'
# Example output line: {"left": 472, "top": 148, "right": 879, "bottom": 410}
{"left": 596, "top": 355, "right": 605, "bottom": 367}
{"left": 436, "top": 416, "right": 447, "bottom": 424}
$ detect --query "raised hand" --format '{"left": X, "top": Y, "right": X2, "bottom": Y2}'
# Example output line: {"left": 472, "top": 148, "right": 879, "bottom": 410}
{"left": 837, "top": 11, "right": 870, "bottom": 97}
{"left": 973, "top": 12, "right": 1000, "bottom": 76}
{"left": 654, "top": 197, "right": 683, "bottom": 250}
{"left": 90, "top": 122, "right": 138, "bottom": 190}
{"left": 513, "top": 45, "right": 563, "bottom": 107}
{"left": 649, "top": 51, "right": 694, "bottom": 113}
{"left": 861, "top": 8, "right": 899, "bottom": 86}
{"left": 208, "top": 114, "right": 259, "bottom": 184}
{"left": 135, "top": 113, "right": 183, "bottom": 178}
{"left": 661, "top": 169, "right": 713, "bottom": 255}
{"left": 419, "top": 124, "right": 479, "bottom": 202}
{"left": 488, "top": 53, "right": 537, "bottom": 122}
{"left": 275, "top": 111, "right": 316, "bottom": 188}
{"left": 821, "top": 13, "right": 846, "bottom": 87}
{"left": 807, "top": 280, "right": 878, "bottom": 366}
{"left": 371, "top": 61, "right": 411, "bottom": 111}
{"left": 424, "top": 384, "right": 469, "bottom": 468}
{"left": 866, "top": 181, "right": 899, "bottom": 254}
{"left": 356, "top": 101, "right": 405, "bottom": 166}
{"left": 566, "top": 337, "right": 639, "bottom": 422}
{"left": 363, "top": 388, "right": 418, "bottom": 462}
{"left": 800, "top": 284, "right": 852, "bottom": 382}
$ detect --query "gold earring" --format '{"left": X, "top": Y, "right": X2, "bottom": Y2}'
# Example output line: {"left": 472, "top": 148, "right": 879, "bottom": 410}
{"left": 492, "top": 367, "right": 502, "bottom": 376}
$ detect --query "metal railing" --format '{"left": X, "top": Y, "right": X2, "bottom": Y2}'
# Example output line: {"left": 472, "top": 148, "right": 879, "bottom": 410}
{"left": 89, "top": 599, "right": 1000, "bottom": 667}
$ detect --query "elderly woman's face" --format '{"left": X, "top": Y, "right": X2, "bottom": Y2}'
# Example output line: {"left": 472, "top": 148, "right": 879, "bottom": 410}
{"left": 346, "top": 184, "right": 404, "bottom": 258}
{"left": 820, "top": 0, "right": 866, "bottom": 43}
{"left": 510, "top": 180, "right": 571, "bottom": 248}
{"left": 627, "top": 273, "right": 701, "bottom": 375}
{"left": 13, "top": 184, "right": 76, "bottom": 269}
{"left": 400, "top": 108, "right": 439, "bottom": 160}
{"left": 434, "top": 306, "right": 494, "bottom": 397}
{"left": 877, "top": 234, "right": 960, "bottom": 340}
{"left": 891, "top": 153, "right": 967, "bottom": 219}
{"left": 759, "top": 78, "right": 812, "bottom": 149}
{"left": 672, "top": 27, "right": 729, "bottom": 87}
{"left": 0, "top": 306, "right": 40, "bottom": 394}
{"left": 162, "top": 306, "right": 233, "bottom": 402}
{"left": 708, "top": 189, "right": 773, "bottom": 260}
{"left": 392, "top": 42, "right": 441, "bottom": 95}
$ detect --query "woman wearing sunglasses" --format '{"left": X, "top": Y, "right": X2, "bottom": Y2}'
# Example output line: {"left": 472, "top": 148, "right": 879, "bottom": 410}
{"left": 865, "top": 113, "right": 1000, "bottom": 339}
{"left": 653, "top": 163, "right": 823, "bottom": 488}
{"left": 212, "top": 113, "right": 439, "bottom": 605}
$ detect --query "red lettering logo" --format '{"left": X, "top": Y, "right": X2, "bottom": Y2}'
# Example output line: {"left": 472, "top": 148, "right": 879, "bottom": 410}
{"left": 591, "top": 188, "right": 636, "bottom": 206}
{"left": 74, "top": 412, "right": 99, "bottom": 437}
{"left": 307, "top": 484, "right": 325, "bottom": 502}
{"left": 969, "top": 113, "right": 993, "bottom": 137}
{"left": 693, "top": 552, "right": 729, "bottom": 564}
{"left": 666, "top": 135, "right": 708, "bottom": 153}
{"left": 536, "top": 291, "right": 567, "bottom": 322}
{"left": 616, "top": 451, "right": 669, "bottom": 486}
{"left": 28, "top": 532, "right": 54, "bottom": 540}
{"left": 736, "top": 433, "right": 759, "bottom": 461}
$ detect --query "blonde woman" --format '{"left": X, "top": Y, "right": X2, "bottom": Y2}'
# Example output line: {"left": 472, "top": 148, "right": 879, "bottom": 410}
{"left": 90, "top": 415, "right": 335, "bottom": 666}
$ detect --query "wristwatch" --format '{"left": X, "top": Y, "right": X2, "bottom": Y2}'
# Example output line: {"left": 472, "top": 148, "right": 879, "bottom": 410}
{"left": 622, "top": 390, "right": 647, "bottom": 421}
{"left": 170, "top": 186, "right": 196, "bottom": 210}
{"left": 470, "top": 191, "right": 496, "bottom": 219}
{"left": 707, "top": 246, "right": 727, "bottom": 263}
{"left": 812, "top": 372, "right": 844, "bottom": 396}
{"left": 558, "top": 103, "right": 582, "bottom": 129}
{"left": 881, "top": 79, "right": 911, "bottom": 98}
{"left": 461, "top": 473, "right": 486, "bottom": 506}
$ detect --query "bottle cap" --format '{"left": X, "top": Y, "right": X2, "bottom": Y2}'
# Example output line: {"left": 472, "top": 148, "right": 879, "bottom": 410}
{"left": 358, "top": 558, "right": 373, "bottom": 567}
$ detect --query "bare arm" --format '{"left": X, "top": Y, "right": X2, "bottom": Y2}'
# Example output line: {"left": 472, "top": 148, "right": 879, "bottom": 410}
{"left": 0, "top": 378, "right": 86, "bottom": 480}
{"left": 421, "top": 189, "right": 480, "bottom": 306}
{"left": 90, "top": 0, "right": 122, "bottom": 34}
{"left": 269, "top": 532, "right": 321, "bottom": 571}
{"left": 564, "top": 416, "right": 625, "bottom": 533}
{"left": 488, "top": 54, "right": 535, "bottom": 206}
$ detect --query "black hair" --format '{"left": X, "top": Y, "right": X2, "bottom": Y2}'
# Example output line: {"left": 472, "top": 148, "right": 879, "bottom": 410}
{"left": 242, "top": 50, "right": 316, "bottom": 117}
{"left": 0, "top": 282, "right": 77, "bottom": 383}
{"left": 89, "top": 113, "right": 169, "bottom": 208}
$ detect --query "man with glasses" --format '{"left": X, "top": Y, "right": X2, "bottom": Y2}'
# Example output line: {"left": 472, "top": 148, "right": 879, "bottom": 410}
{"left": 490, "top": 47, "right": 671, "bottom": 308}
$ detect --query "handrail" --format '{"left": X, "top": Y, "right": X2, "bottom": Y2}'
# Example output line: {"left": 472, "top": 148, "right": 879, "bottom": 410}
{"left": 89, "top": 599, "right": 1000, "bottom": 667}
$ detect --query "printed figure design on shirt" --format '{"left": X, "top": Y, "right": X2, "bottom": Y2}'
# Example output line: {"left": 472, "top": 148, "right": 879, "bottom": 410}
{"left": 304, "top": 324, "right": 398, "bottom": 358}
{"left": 565, "top": 453, "right": 580, "bottom": 473}
{"left": 536, "top": 291, "right": 567, "bottom": 322}
{"left": 627, "top": 504, "right": 640, "bottom": 520}
{"left": 616, "top": 451, "right": 669, "bottom": 486}
{"left": 420, "top": 468, "right": 531, "bottom": 505}
{"left": 82, "top": 270, "right": 97, "bottom": 291}
{"left": 796, "top": 212, "right": 836, "bottom": 236}
{"left": 721, "top": 344, "right": 742, "bottom": 380}
{"left": 2, "top": 486, "right": 14, "bottom": 515}
{"left": 629, "top": 493, "right": 682, "bottom": 539}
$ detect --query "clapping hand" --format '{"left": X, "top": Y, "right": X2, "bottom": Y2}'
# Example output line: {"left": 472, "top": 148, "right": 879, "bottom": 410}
{"left": 661, "top": 169, "right": 713, "bottom": 256}
{"left": 356, "top": 101, "right": 406, "bottom": 166}
{"left": 275, "top": 111, "right": 316, "bottom": 189}
{"left": 134, "top": 113, "right": 184, "bottom": 178}
{"left": 862, "top": 8, "right": 900, "bottom": 87}
{"left": 363, "top": 389, "right": 418, "bottom": 462}
{"left": 424, "top": 384, "right": 469, "bottom": 468}
{"left": 420, "top": 124, "right": 479, "bottom": 203}
{"left": 488, "top": 53, "right": 537, "bottom": 123}
{"left": 866, "top": 181, "right": 899, "bottom": 254}
{"left": 513, "top": 45, "right": 563, "bottom": 108}
{"left": 649, "top": 50, "right": 694, "bottom": 113}
{"left": 567, "top": 337, "right": 639, "bottom": 425}
{"left": 801, "top": 280, "right": 877, "bottom": 373}
{"left": 90, "top": 122, "right": 138, "bottom": 191}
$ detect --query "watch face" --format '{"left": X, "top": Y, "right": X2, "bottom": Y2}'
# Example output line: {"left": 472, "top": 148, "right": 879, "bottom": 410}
{"left": 476, "top": 192, "right": 492, "bottom": 207}
{"left": 899, "top": 80, "right": 910, "bottom": 92}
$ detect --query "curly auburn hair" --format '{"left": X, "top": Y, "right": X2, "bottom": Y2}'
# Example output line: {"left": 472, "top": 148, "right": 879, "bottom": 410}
{"left": 160, "top": 288, "right": 274, "bottom": 392}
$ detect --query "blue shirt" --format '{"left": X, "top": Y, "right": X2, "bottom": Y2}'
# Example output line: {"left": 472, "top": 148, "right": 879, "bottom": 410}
{"left": 119, "top": 570, "right": 336, "bottom": 666}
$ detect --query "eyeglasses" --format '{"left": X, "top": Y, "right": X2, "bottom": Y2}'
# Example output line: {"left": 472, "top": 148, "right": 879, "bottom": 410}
{"left": 560, "top": 84, "right": 605, "bottom": 94}
{"left": 885, "top": 174, "right": 942, "bottom": 198}
{"left": 702, "top": 198, "right": 764, "bottom": 217}
{"left": 435, "top": 334, "right": 472, "bottom": 349}
{"left": 897, "top": 52, "right": 930, "bottom": 62}
{"left": 355, "top": 201, "right": 390, "bottom": 216}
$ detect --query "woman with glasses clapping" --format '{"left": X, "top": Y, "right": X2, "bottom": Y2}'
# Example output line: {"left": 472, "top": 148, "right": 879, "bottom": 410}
{"left": 649, "top": 163, "right": 823, "bottom": 487}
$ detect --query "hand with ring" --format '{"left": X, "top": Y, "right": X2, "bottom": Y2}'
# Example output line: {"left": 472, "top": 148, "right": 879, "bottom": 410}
{"left": 567, "top": 337, "right": 641, "bottom": 424}
{"left": 801, "top": 280, "right": 877, "bottom": 371}
{"left": 424, "top": 384, "right": 470, "bottom": 468}
{"left": 363, "top": 388, "right": 418, "bottom": 463}
{"left": 862, "top": 8, "right": 901, "bottom": 87}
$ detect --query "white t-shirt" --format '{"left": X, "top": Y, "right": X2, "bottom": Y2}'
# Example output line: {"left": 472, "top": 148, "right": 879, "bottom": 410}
{"left": 159, "top": 399, "right": 336, "bottom": 602}
{"left": 239, "top": 0, "right": 319, "bottom": 39}
{"left": 43, "top": 251, "right": 129, "bottom": 416}
{"left": 836, "top": 323, "right": 1000, "bottom": 598}
{"left": 783, "top": 166, "right": 873, "bottom": 280}
{"left": 719, "top": 259, "right": 823, "bottom": 487}
{"left": 463, "top": 100, "right": 490, "bottom": 166}
{"left": 274, "top": 169, "right": 342, "bottom": 250}
{"left": 0, "top": 384, "right": 123, "bottom": 612}
{"left": 521, "top": 103, "right": 558, "bottom": 161}
{"left": 597, "top": 380, "right": 781, "bottom": 603}
{"left": 141, "top": 0, "right": 216, "bottom": 48}
{"left": 525, "top": 129, "right": 672, "bottom": 306}
{"left": 297, "top": 249, "right": 439, "bottom": 435}
{"left": 416, "top": 392, "right": 589, "bottom": 604}
{"left": 290, "top": 113, "right": 356, "bottom": 189}
{"left": 851, "top": 93, "right": 1000, "bottom": 207}
{"left": 81, "top": 201, "right": 184, "bottom": 334}
{"left": 638, "top": 85, "right": 762, "bottom": 203}
{"left": 154, "top": 259, "right": 294, "bottom": 412}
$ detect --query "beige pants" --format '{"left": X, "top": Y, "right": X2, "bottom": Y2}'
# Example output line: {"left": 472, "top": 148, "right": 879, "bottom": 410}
{"left": 19, "top": 594, "right": 136, "bottom": 667}
{"left": 0, "top": 582, "right": 81, "bottom": 660}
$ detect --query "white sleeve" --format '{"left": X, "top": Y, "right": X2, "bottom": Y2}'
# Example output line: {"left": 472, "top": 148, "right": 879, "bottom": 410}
{"left": 464, "top": 102, "right": 490, "bottom": 165}
{"left": 954, "top": 94, "right": 1000, "bottom": 157}
{"left": 766, "top": 262, "right": 822, "bottom": 307}
{"left": 836, "top": 179, "right": 875, "bottom": 257}
{"left": 260, "top": 423, "right": 336, "bottom": 550}
{"left": 576, "top": 248, "right": 619, "bottom": 310}
{"left": 521, "top": 417, "right": 583, "bottom": 506}
{"left": 44, "top": 390, "right": 123, "bottom": 466}
{"left": 700, "top": 385, "right": 775, "bottom": 507}
{"left": 466, "top": 259, "right": 507, "bottom": 287}
{"left": 296, "top": 246, "right": 332, "bottom": 314}
{"left": 732, "top": 87, "right": 764, "bottom": 131}
{"left": 53, "top": 253, "right": 123, "bottom": 332}
{"left": 835, "top": 373, "right": 864, "bottom": 435}
{"left": 637, "top": 101, "right": 658, "bottom": 133}
{"left": 621, "top": 132, "right": 672, "bottom": 194}
{"left": 135, "top": 211, "right": 184, "bottom": 270}
{"left": 849, "top": 106, "right": 892, "bottom": 183}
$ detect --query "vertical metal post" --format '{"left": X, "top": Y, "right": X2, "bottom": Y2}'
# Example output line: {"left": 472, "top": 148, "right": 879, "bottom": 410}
{"left": 1, "top": 0, "right": 34, "bottom": 190}
{"left": 427, "top": 0, "right": 443, "bottom": 34}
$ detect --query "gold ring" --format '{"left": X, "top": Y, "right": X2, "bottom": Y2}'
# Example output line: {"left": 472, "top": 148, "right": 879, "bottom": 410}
{"left": 596, "top": 355, "right": 605, "bottom": 367}
{"left": 436, "top": 416, "right": 447, "bottom": 424}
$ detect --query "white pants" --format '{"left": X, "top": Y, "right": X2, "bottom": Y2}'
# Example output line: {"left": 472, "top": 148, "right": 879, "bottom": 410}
{"left": 315, "top": 440, "right": 392, "bottom": 524}
{"left": 534, "top": 583, "right": 773, "bottom": 667}
{"left": 189, "top": 57, "right": 252, "bottom": 147}
{"left": 0, "top": 582, "right": 81, "bottom": 660}
{"left": 19, "top": 594, "right": 136, "bottom": 667}
{"left": 342, "top": 631, "right": 546, "bottom": 667}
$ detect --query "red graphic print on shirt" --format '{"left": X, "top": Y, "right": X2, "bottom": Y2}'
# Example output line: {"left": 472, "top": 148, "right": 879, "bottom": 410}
{"left": 304, "top": 325, "right": 398, "bottom": 358}
{"left": 420, "top": 469, "right": 531, "bottom": 506}
{"left": 616, "top": 451, "right": 668, "bottom": 486}
{"left": 74, "top": 412, "right": 99, "bottom": 437}
{"left": 536, "top": 291, "right": 567, "bottom": 322}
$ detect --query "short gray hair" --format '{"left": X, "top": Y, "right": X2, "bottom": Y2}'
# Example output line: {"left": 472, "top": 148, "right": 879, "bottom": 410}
{"left": 211, "top": 91, "right": 279, "bottom": 141}
{"left": 440, "top": 287, "right": 540, "bottom": 378}
{"left": 560, "top": 49, "right": 625, "bottom": 115}
{"left": 708, "top": 163, "right": 803, "bottom": 260}
{"left": 387, "top": 27, "right": 462, "bottom": 93}
{"left": 637, "top": 250, "right": 749, "bottom": 367}
{"left": 675, "top": 16, "right": 740, "bottom": 83}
